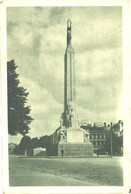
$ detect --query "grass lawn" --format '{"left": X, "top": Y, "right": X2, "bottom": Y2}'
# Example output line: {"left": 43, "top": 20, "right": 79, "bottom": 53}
{"left": 9, "top": 156, "right": 123, "bottom": 186}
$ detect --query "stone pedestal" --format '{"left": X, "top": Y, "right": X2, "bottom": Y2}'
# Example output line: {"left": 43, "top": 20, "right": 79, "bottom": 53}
{"left": 51, "top": 127, "right": 93, "bottom": 157}
{"left": 58, "top": 142, "right": 93, "bottom": 157}
{"left": 67, "top": 129, "right": 84, "bottom": 142}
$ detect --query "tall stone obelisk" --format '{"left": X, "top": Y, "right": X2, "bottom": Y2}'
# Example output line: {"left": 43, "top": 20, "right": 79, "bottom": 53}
{"left": 64, "top": 19, "right": 75, "bottom": 110}
{"left": 63, "top": 19, "right": 78, "bottom": 129}
{"left": 51, "top": 20, "right": 93, "bottom": 157}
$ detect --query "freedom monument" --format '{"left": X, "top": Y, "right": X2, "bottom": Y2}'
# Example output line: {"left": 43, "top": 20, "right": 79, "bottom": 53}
{"left": 50, "top": 20, "right": 93, "bottom": 156}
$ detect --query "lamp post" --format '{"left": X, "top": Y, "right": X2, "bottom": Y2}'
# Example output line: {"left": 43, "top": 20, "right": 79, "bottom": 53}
{"left": 110, "top": 126, "right": 113, "bottom": 157}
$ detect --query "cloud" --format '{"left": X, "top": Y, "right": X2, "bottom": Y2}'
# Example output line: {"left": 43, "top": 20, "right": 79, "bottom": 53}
{"left": 19, "top": 77, "right": 63, "bottom": 137}
{"left": 75, "top": 47, "right": 122, "bottom": 82}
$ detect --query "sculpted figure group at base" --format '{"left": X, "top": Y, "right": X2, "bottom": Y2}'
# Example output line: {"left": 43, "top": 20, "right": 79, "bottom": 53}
{"left": 59, "top": 130, "right": 67, "bottom": 142}
{"left": 60, "top": 103, "right": 79, "bottom": 129}
{"left": 84, "top": 130, "right": 90, "bottom": 142}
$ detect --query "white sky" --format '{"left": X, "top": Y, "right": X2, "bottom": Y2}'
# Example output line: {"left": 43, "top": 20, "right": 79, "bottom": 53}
{"left": 7, "top": 6, "right": 123, "bottom": 143}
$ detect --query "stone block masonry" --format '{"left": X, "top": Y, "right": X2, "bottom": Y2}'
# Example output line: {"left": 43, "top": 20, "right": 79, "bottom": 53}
{"left": 58, "top": 142, "right": 93, "bottom": 157}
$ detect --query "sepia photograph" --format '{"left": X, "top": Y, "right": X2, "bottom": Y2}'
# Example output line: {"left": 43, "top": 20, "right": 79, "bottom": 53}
{"left": 1, "top": 1, "right": 131, "bottom": 193}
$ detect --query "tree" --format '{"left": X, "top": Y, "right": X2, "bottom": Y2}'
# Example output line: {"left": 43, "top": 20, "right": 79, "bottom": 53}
{"left": 14, "top": 143, "right": 25, "bottom": 155}
{"left": 20, "top": 135, "right": 31, "bottom": 149}
{"left": 8, "top": 60, "right": 33, "bottom": 136}
{"left": 39, "top": 135, "right": 51, "bottom": 148}
{"left": 104, "top": 133, "right": 123, "bottom": 155}
{"left": 31, "top": 137, "right": 39, "bottom": 148}
{"left": 14, "top": 136, "right": 33, "bottom": 155}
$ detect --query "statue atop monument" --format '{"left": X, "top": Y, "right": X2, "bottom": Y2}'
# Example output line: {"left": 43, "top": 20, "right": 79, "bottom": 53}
{"left": 67, "top": 19, "right": 72, "bottom": 47}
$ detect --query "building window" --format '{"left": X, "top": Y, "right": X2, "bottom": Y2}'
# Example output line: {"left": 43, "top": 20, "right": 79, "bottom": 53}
{"left": 90, "top": 135, "right": 92, "bottom": 139}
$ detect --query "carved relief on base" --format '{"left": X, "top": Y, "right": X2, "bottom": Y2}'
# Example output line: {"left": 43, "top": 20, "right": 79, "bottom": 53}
{"left": 59, "top": 130, "right": 67, "bottom": 142}
{"left": 84, "top": 130, "right": 90, "bottom": 142}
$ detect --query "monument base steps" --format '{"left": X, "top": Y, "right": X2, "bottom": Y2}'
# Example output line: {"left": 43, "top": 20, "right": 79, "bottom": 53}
{"left": 58, "top": 142, "right": 93, "bottom": 157}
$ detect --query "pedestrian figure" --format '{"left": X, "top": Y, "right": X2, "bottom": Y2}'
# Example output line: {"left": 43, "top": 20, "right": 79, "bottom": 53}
{"left": 97, "top": 150, "right": 99, "bottom": 157}
{"left": 61, "top": 149, "right": 64, "bottom": 157}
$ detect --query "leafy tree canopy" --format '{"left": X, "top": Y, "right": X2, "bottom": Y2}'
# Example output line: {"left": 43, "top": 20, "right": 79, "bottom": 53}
{"left": 104, "top": 133, "right": 123, "bottom": 155}
{"left": 20, "top": 135, "right": 31, "bottom": 150}
{"left": 8, "top": 60, "right": 33, "bottom": 136}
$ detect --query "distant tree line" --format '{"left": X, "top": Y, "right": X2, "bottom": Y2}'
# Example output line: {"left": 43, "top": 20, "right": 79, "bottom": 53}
{"left": 104, "top": 133, "right": 123, "bottom": 155}
{"left": 13, "top": 135, "right": 51, "bottom": 155}
{"left": 11, "top": 132, "right": 123, "bottom": 156}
